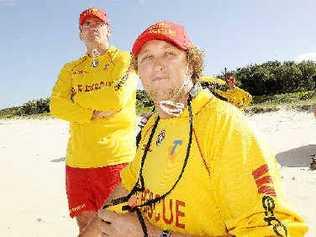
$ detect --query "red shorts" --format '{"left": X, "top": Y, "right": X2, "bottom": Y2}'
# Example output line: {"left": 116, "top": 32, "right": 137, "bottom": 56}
{"left": 65, "top": 164, "right": 127, "bottom": 218}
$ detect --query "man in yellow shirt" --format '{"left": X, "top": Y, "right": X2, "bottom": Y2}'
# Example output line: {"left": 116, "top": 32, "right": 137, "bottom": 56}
{"left": 49, "top": 7, "right": 136, "bottom": 234}
{"left": 81, "top": 21, "right": 307, "bottom": 236}
{"left": 200, "top": 74, "right": 252, "bottom": 109}
{"left": 223, "top": 72, "right": 252, "bottom": 108}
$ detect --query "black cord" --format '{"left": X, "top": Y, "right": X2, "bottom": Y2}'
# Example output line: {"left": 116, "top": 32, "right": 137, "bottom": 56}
{"left": 103, "top": 95, "right": 194, "bottom": 237}
{"left": 103, "top": 116, "right": 160, "bottom": 209}
{"left": 136, "top": 96, "right": 193, "bottom": 209}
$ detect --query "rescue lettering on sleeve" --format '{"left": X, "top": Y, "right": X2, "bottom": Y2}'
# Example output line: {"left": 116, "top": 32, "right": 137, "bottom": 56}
{"left": 71, "top": 81, "right": 114, "bottom": 97}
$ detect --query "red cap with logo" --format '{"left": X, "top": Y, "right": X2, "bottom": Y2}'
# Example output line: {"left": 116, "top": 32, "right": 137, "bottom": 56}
{"left": 132, "top": 21, "right": 192, "bottom": 57}
{"left": 79, "top": 8, "right": 108, "bottom": 26}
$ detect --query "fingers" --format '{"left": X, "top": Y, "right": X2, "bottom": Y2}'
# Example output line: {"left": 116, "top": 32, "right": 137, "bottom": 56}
{"left": 102, "top": 219, "right": 112, "bottom": 225}
{"left": 91, "top": 216, "right": 111, "bottom": 236}
{"left": 99, "top": 218, "right": 111, "bottom": 233}
{"left": 128, "top": 194, "right": 139, "bottom": 208}
{"left": 99, "top": 111, "right": 114, "bottom": 118}
{"left": 92, "top": 110, "right": 114, "bottom": 120}
{"left": 98, "top": 209, "right": 117, "bottom": 223}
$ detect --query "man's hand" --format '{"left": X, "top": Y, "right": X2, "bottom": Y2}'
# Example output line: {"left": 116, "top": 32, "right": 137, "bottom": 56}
{"left": 98, "top": 210, "right": 143, "bottom": 237}
{"left": 81, "top": 209, "right": 196, "bottom": 237}
{"left": 91, "top": 110, "right": 115, "bottom": 120}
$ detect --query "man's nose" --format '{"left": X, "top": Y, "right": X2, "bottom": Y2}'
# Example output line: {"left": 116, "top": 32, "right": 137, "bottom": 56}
{"left": 153, "top": 57, "right": 165, "bottom": 72}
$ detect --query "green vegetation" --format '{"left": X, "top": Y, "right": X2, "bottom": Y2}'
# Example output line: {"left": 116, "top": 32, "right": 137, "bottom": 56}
{"left": 244, "top": 90, "right": 315, "bottom": 114}
{"left": 1, "top": 60, "right": 315, "bottom": 119}
{"left": 233, "top": 60, "right": 316, "bottom": 95}
{"left": 0, "top": 98, "right": 50, "bottom": 119}
{"left": 2, "top": 90, "right": 313, "bottom": 119}
{"left": 136, "top": 89, "right": 154, "bottom": 115}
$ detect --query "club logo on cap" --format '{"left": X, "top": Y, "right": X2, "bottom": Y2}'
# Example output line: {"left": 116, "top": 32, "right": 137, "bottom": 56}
{"left": 83, "top": 8, "right": 98, "bottom": 16}
{"left": 79, "top": 7, "right": 107, "bottom": 26}
{"left": 148, "top": 22, "right": 176, "bottom": 38}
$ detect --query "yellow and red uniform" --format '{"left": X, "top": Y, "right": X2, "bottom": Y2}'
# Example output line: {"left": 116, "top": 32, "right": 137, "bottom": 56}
{"left": 120, "top": 89, "right": 307, "bottom": 236}
{"left": 50, "top": 47, "right": 136, "bottom": 217}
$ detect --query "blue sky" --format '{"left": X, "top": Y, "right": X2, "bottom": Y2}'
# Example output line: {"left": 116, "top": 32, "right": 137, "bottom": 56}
{"left": 1, "top": 0, "right": 316, "bottom": 109}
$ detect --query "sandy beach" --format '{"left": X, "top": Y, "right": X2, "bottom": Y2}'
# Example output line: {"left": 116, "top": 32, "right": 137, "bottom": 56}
{"left": 0, "top": 110, "right": 315, "bottom": 236}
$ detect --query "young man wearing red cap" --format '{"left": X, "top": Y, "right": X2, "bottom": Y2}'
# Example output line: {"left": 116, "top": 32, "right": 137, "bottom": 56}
{"left": 50, "top": 7, "right": 136, "bottom": 234}
{"left": 81, "top": 21, "right": 307, "bottom": 237}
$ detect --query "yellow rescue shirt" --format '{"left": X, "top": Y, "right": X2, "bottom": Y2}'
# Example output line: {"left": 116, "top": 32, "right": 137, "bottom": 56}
{"left": 120, "top": 90, "right": 307, "bottom": 236}
{"left": 216, "top": 86, "right": 252, "bottom": 108}
{"left": 50, "top": 47, "right": 136, "bottom": 168}
{"left": 200, "top": 76, "right": 252, "bottom": 108}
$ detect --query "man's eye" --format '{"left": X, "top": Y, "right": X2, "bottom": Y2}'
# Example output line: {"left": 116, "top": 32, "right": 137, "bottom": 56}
{"left": 96, "top": 22, "right": 105, "bottom": 26}
{"left": 140, "top": 55, "right": 152, "bottom": 63}
{"left": 165, "top": 51, "right": 176, "bottom": 57}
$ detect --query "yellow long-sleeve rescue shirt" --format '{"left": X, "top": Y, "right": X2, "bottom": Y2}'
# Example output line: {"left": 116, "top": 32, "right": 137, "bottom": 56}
{"left": 50, "top": 47, "right": 136, "bottom": 168}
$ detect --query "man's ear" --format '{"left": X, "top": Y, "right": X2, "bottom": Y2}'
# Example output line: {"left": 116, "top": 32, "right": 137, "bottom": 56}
{"left": 186, "top": 63, "right": 193, "bottom": 78}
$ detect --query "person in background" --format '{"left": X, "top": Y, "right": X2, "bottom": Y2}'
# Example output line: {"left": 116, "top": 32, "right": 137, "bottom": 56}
{"left": 200, "top": 73, "right": 252, "bottom": 109}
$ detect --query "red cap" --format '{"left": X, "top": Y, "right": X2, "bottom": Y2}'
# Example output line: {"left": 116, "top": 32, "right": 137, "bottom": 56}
{"left": 79, "top": 8, "right": 108, "bottom": 26}
{"left": 132, "top": 21, "right": 192, "bottom": 57}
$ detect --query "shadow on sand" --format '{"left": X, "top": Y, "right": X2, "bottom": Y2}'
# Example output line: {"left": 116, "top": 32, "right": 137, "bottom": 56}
{"left": 276, "top": 144, "right": 316, "bottom": 167}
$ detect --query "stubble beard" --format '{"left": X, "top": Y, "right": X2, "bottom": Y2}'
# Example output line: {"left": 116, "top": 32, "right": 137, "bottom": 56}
{"left": 145, "top": 86, "right": 173, "bottom": 102}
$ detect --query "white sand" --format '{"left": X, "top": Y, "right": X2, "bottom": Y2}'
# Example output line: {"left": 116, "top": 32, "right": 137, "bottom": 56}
{"left": 0, "top": 110, "right": 315, "bottom": 236}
